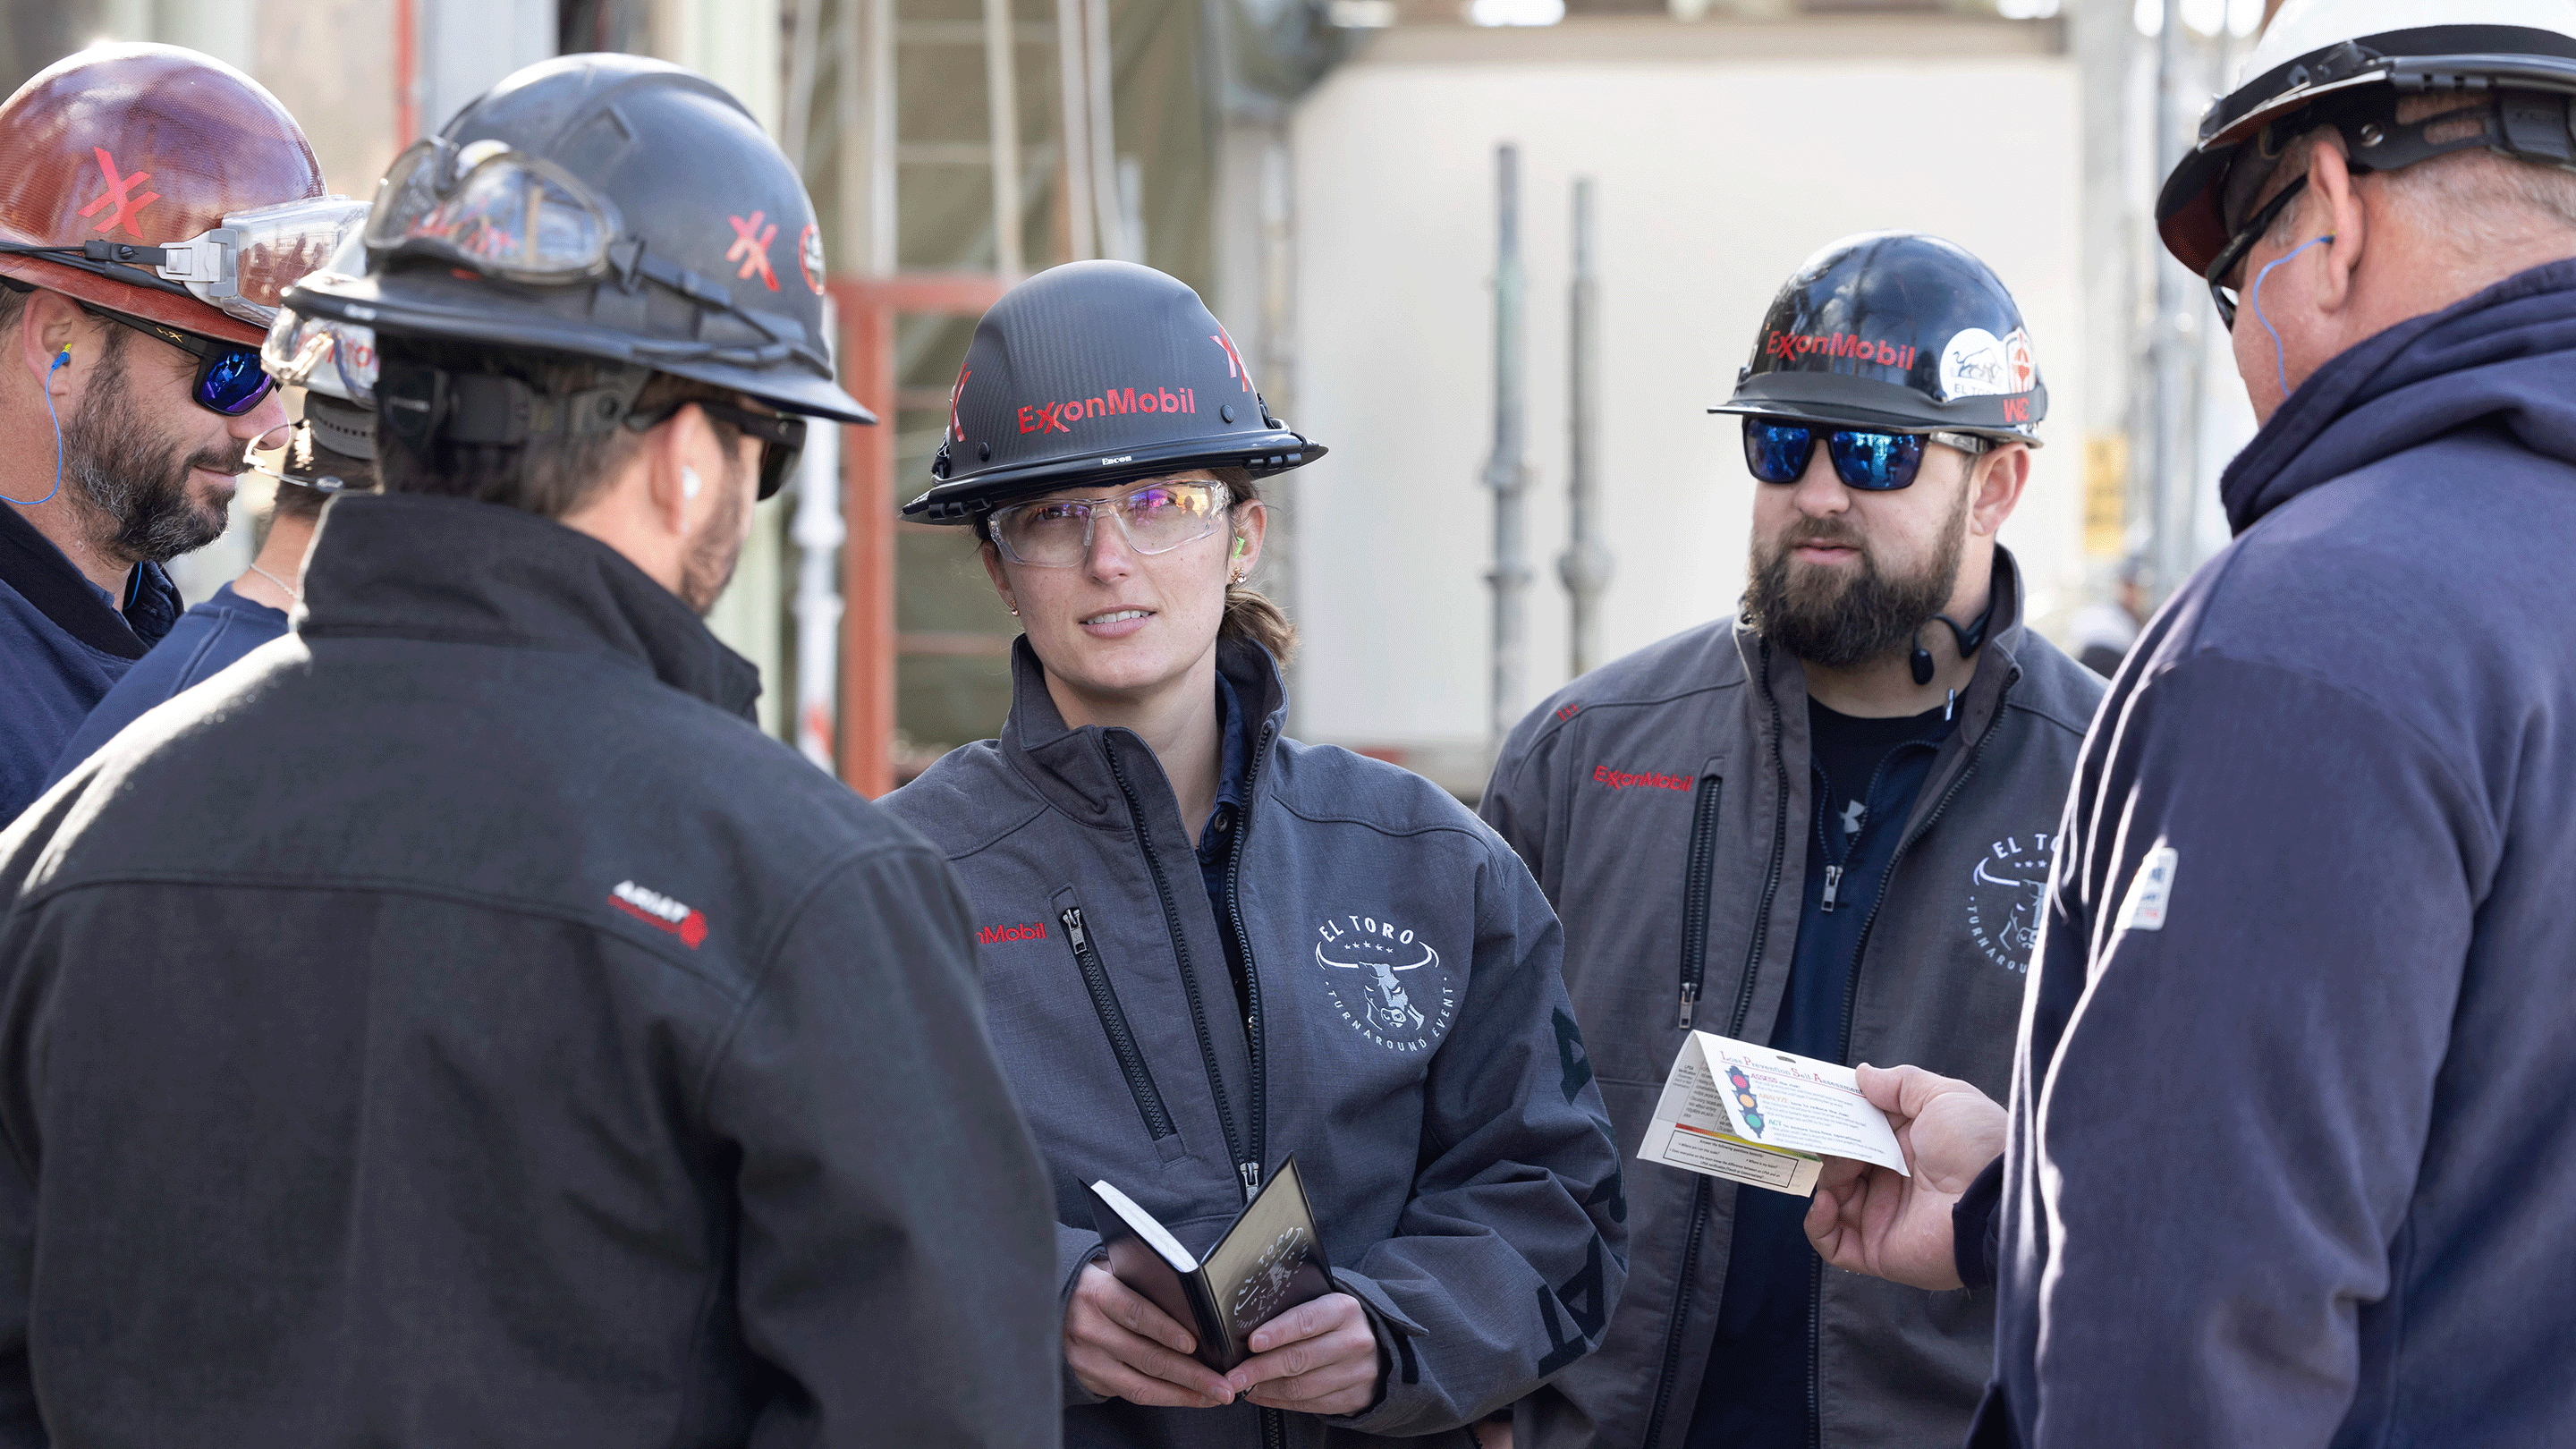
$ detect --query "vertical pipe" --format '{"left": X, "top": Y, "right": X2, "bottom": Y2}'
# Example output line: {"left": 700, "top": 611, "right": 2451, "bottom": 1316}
{"left": 793, "top": 295, "right": 846, "bottom": 773}
{"left": 868, "top": 0, "right": 899, "bottom": 275}
{"left": 2148, "top": 0, "right": 2184, "bottom": 604}
{"left": 1055, "top": 0, "right": 1097, "bottom": 260}
{"left": 1485, "top": 144, "right": 1529, "bottom": 747}
{"left": 1559, "top": 175, "right": 1611, "bottom": 680}
{"left": 1082, "top": 0, "right": 1123, "bottom": 259}
{"left": 982, "top": 0, "right": 1025, "bottom": 277}
{"left": 394, "top": 0, "right": 419, "bottom": 145}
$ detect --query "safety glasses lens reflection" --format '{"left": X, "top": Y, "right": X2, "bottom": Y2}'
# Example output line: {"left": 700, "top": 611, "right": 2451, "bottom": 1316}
{"left": 199, "top": 347, "right": 274, "bottom": 416}
{"left": 1744, "top": 420, "right": 1815, "bottom": 484}
{"left": 994, "top": 482, "right": 1227, "bottom": 566}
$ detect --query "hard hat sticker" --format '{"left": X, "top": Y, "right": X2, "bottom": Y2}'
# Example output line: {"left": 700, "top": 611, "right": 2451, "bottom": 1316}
{"left": 1019, "top": 386, "right": 1196, "bottom": 435}
{"left": 797, "top": 222, "right": 826, "bottom": 296}
{"left": 1938, "top": 326, "right": 2036, "bottom": 401}
{"left": 726, "top": 210, "right": 780, "bottom": 292}
{"left": 1210, "top": 327, "right": 1253, "bottom": 392}
{"left": 1765, "top": 328, "right": 1914, "bottom": 371}
{"left": 79, "top": 147, "right": 160, "bottom": 239}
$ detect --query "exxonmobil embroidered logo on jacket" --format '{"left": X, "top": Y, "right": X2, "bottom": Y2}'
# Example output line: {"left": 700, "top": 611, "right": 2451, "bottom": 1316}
{"left": 978, "top": 920, "right": 1048, "bottom": 945}
{"left": 1592, "top": 765, "right": 1694, "bottom": 792}
{"left": 609, "top": 879, "right": 708, "bottom": 950}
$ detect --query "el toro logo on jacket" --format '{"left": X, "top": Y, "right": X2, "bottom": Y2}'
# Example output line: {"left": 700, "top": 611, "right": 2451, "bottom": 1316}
{"left": 1312, "top": 913, "right": 1457, "bottom": 1055}
{"left": 608, "top": 879, "right": 708, "bottom": 950}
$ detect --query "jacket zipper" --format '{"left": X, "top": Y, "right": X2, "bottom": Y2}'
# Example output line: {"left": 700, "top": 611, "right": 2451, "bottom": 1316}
{"left": 1805, "top": 669, "right": 2016, "bottom": 1445}
{"left": 1224, "top": 716, "right": 1281, "bottom": 1202}
{"left": 1644, "top": 642, "right": 1792, "bottom": 1449}
{"left": 1058, "top": 904, "right": 1179, "bottom": 1142}
{"left": 1675, "top": 775, "right": 1724, "bottom": 1030}
{"left": 1101, "top": 733, "right": 1255, "bottom": 1198}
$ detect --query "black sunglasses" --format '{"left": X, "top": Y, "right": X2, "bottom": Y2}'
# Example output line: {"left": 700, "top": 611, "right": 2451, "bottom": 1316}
{"left": 2204, "top": 171, "right": 2309, "bottom": 332}
{"left": 629, "top": 396, "right": 809, "bottom": 500}
{"left": 80, "top": 304, "right": 275, "bottom": 416}
{"left": 1743, "top": 418, "right": 1988, "bottom": 492}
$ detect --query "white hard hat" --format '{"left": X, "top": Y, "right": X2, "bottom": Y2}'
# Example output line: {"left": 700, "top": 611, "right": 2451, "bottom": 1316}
{"left": 2157, "top": 0, "right": 2576, "bottom": 275}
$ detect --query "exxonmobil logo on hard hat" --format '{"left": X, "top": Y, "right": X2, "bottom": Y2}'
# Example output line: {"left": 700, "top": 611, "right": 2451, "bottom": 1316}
{"left": 1018, "top": 386, "right": 1201, "bottom": 436}
{"left": 1767, "top": 330, "right": 1917, "bottom": 369}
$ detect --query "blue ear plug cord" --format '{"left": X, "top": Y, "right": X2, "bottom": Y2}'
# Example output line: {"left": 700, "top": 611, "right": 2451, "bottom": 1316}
{"left": 2252, "top": 233, "right": 2336, "bottom": 402}
{"left": 4, "top": 350, "right": 69, "bottom": 507}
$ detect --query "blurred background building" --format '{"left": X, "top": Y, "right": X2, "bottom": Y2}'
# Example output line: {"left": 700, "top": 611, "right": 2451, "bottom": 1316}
{"left": 0, "top": 0, "right": 2276, "bottom": 799}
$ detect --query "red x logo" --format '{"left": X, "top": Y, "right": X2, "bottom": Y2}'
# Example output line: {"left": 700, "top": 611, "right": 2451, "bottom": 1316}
{"left": 1209, "top": 326, "right": 1251, "bottom": 392}
{"left": 726, "top": 210, "right": 779, "bottom": 292}
{"left": 78, "top": 147, "right": 160, "bottom": 239}
{"left": 948, "top": 368, "right": 970, "bottom": 442}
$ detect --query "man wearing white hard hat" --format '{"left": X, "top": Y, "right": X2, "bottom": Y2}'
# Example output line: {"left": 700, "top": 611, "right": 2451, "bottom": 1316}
{"left": 1792, "top": 4, "right": 2576, "bottom": 1445}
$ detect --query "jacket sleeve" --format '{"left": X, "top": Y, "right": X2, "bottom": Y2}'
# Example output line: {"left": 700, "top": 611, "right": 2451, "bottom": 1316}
{"left": 1477, "top": 703, "right": 1562, "bottom": 897}
{"left": 705, "top": 843, "right": 1063, "bottom": 1449}
{"left": 1327, "top": 838, "right": 1628, "bottom": 1436}
{"left": 2013, "top": 651, "right": 2483, "bottom": 1446}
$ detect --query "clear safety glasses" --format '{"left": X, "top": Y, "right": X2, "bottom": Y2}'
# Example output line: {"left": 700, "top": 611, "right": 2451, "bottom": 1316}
{"left": 1743, "top": 419, "right": 1987, "bottom": 492}
{"left": 262, "top": 230, "right": 378, "bottom": 405}
{"left": 365, "top": 136, "right": 621, "bottom": 284}
{"left": 987, "top": 480, "right": 1231, "bottom": 568}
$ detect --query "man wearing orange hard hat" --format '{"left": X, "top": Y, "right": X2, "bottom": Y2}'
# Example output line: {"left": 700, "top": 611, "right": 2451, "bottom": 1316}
{"left": 0, "top": 43, "right": 364, "bottom": 822}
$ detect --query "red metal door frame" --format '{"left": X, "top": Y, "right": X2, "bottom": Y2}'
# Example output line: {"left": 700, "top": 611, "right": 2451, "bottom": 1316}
{"left": 828, "top": 273, "right": 1013, "bottom": 797}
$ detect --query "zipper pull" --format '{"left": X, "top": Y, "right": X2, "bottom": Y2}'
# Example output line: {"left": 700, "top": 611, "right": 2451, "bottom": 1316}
{"left": 1677, "top": 979, "right": 1700, "bottom": 1030}
{"left": 1059, "top": 906, "right": 1087, "bottom": 952}
{"left": 1239, "top": 1160, "right": 1261, "bottom": 1200}
{"left": 1820, "top": 864, "right": 1843, "bottom": 912}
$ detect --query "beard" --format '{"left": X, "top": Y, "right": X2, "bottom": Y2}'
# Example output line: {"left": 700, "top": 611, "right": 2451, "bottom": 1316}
{"left": 1742, "top": 482, "right": 1970, "bottom": 668}
{"left": 677, "top": 456, "right": 751, "bottom": 615}
{"left": 64, "top": 334, "right": 242, "bottom": 564}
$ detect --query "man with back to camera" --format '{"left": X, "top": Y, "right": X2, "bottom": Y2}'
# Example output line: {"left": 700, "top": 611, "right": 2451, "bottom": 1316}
{"left": 1479, "top": 233, "right": 2103, "bottom": 1449}
{"left": 0, "top": 42, "right": 363, "bottom": 822}
{"left": 1798, "top": 4, "right": 2576, "bottom": 1445}
{"left": 43, "top": 267, "right": 381, "bottom": 787}
{"left": 0, "top": 54, "right": 1058, "bottom": 1445}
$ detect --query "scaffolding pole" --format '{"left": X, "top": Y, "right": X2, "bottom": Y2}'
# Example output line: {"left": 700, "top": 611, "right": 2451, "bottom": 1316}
{"left": 1559, "top": 175, "right": 1611, "bottom": 680}
{"left": 1485, "top": 144, "right": 1530, "bottom": 746}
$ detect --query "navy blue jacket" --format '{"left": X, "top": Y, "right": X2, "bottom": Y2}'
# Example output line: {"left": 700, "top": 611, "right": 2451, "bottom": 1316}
{"left": 44, "top": 583, "right": 286, "bottom": 791}
{"left": 1981, "top": 258, "right": 2576, "bottom": 1446}
{"left": 0, "top": 503, "right": 180, "bottom": 824}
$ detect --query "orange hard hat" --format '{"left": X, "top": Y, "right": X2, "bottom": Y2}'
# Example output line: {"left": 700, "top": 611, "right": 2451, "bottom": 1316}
{"left": 0, "top": 42, "right": 330, "bottom": 347}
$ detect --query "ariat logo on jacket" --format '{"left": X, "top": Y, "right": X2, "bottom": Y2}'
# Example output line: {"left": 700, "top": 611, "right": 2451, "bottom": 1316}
{"left": 609, "top": 879, "right": 708, "bottom": 950}
{"left": 1592, "top": 765, "right": 1694, "bottom": 792}
{"left": 978, "top": 920, "right": 1048, "bottom": 945}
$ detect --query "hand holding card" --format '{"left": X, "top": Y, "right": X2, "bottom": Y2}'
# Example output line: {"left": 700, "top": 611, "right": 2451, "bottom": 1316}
{"left": 1635, "top": 1032, "right": 1911, "bottom": 1195}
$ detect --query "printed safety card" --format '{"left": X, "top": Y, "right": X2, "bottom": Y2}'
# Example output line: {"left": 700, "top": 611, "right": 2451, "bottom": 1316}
{"left": 1636, "top": 1031, "right": 1910, "bottom": 1196}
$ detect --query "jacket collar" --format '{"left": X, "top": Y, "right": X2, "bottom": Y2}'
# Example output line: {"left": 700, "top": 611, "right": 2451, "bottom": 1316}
{"left": 299, "top": 493, "right": 761, "bottom": 721}
{"left": 1000, "top": 632, "right": 1291, "bottom": 829}
{"left": 2222, "top": 256, "right": 2576, "bottom": 533}
{"left": 0, "top": 496, "right": 180, "bottom": 660}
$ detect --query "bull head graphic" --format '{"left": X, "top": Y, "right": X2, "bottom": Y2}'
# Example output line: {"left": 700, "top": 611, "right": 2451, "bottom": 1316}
{"left": 1315, "top": 940, "right": 1437, "bottom": 1033}
{"left": 1972, "top": 858, "right": 2049, "bottom": 956}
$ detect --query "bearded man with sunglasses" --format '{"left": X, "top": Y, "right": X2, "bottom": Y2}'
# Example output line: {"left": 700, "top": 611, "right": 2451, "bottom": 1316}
{"left": 0, "top": 44, "right": 363, "bottom": 823}
{"left": 1480, "top": 232, "right": 2102, "bottom": 1449}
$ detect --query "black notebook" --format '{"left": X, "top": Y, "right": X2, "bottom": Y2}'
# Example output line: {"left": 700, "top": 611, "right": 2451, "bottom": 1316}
{"left": 1086, "top": 1154, "right": 1335, "bottom": 1373}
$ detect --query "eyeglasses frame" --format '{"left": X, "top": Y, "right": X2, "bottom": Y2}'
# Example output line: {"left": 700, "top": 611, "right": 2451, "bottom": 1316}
{"left": 1744, "top": 419, "right": 1994, "bottom": 493}
{"left": 78, "top": 302, "right": 275, "bottom": 417}
{"left": 984, "top": 479, "right": 1235, "bottom": 568}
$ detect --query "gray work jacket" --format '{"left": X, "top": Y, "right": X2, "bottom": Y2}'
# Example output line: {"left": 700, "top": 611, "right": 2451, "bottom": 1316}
{"left": 884, "top": 638, "right": 1628, "bottom": 1449}
{"left": 1480, "top": 550, "right": 2101, "bottom": 1449}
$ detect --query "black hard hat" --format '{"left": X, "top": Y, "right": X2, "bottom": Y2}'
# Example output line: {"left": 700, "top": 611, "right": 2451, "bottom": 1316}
{"left": 2156, "top": 1, "right": 2576, "bottom": 278}
{"left": 285, "top": 54, "right": 869, "bottom": 428}
{"left": 902, "top": 260, "right": 1323, "bottom": 523}
{"left": 1710, "top": 232, "right": 2045, "bottom": 445}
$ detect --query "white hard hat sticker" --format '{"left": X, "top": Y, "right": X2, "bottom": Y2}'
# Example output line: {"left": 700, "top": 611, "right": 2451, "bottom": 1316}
{"left": 1938, "top": 326, "right": 2037, "bottom": 401}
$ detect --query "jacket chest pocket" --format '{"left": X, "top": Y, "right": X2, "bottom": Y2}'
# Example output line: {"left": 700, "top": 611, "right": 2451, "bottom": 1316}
{"left": 1052, "top": 886, "right": 1191, "bottom": 1165}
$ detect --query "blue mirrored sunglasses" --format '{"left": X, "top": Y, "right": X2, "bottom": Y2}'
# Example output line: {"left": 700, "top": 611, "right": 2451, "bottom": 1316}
{"left": 1741, "top": 419, "right": 1987, "bottom": 491}
{"left": 81, "top": 304, "right": 276, "bottom": 416}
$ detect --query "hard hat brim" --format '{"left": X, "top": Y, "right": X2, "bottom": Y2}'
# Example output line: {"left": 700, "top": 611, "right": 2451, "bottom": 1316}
{"left": 0, "top": 249, "right": 271, "bottom": 348}
{"left": 289, "top": 269, "right": 877, "bottom": 427}
{"left": 901, "top": 431, "right": 1326, "bottom": 522}
{"left": 1712, "top": 370, "right": 2043, "bottom": 446}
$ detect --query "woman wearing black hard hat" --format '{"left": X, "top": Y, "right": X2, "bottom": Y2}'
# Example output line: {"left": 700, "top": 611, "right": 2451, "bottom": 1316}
{"left": 883, "top": 260, "right": 1626, "bottom": 1445}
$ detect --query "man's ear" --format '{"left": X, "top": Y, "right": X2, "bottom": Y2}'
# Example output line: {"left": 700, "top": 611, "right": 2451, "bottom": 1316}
{"left": 16, "top": 290, "right": 88, "bottom": 398}
{"left": 640, "top": 402, "right": 719, "bottom": 538}
{"left": 2302, "top": 134, "right": 2368, "bottom": 316}
{"left": 1968, "top": 443, "right": 2031, "bottom": 538}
